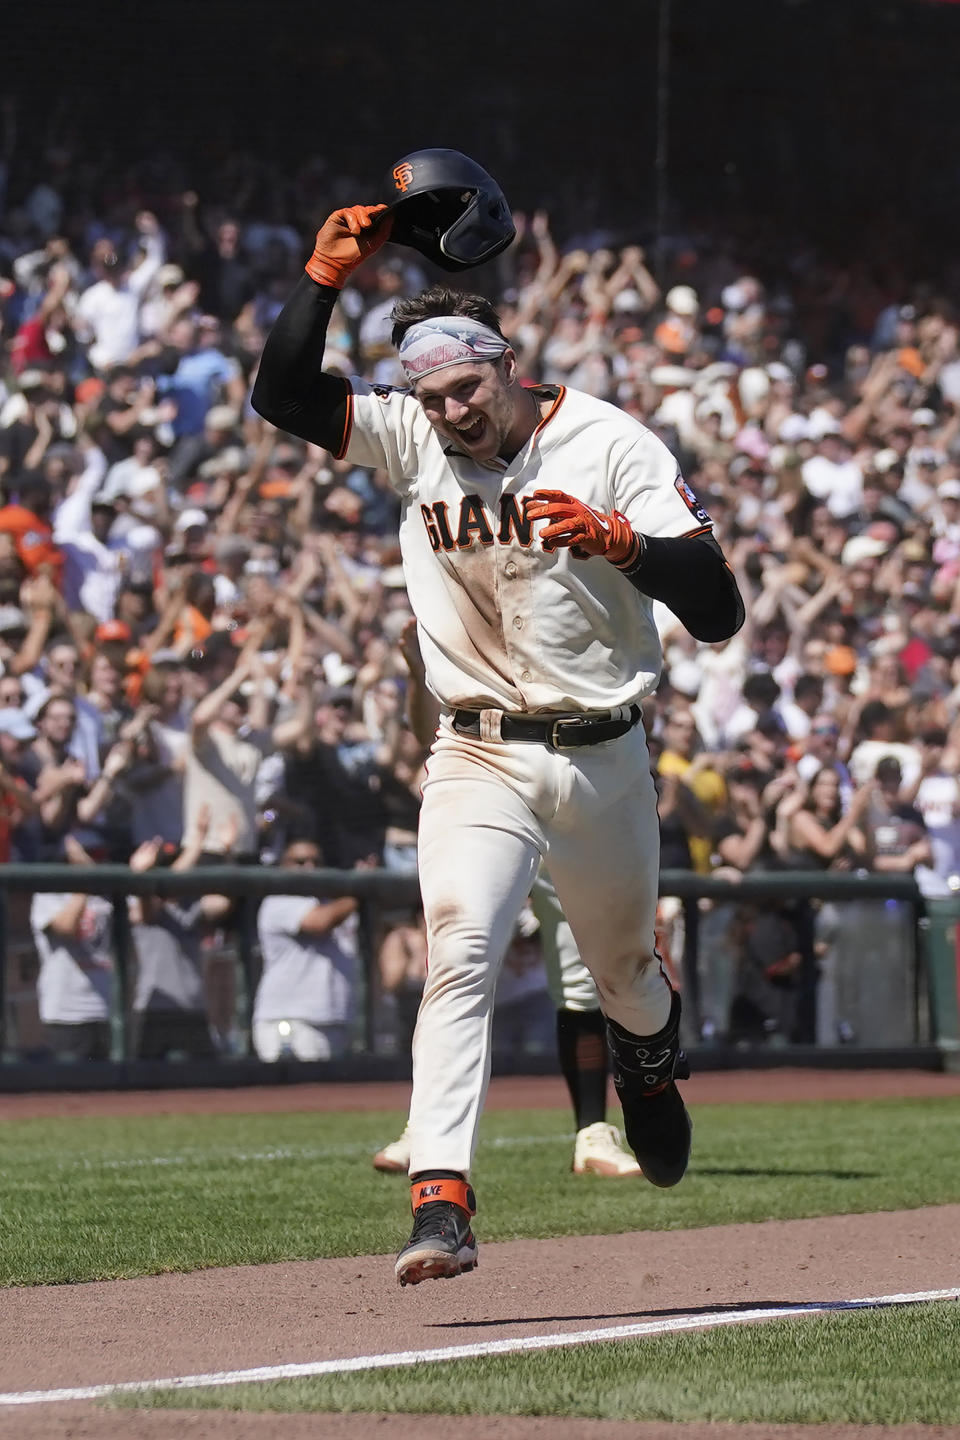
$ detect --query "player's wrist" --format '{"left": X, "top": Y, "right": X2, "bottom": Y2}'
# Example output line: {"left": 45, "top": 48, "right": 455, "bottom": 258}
{"left": 609, "top": 513, "right": 643, "bottom": 570}
{"left": 305, "top": 250, "right": 349, "bottom": 289}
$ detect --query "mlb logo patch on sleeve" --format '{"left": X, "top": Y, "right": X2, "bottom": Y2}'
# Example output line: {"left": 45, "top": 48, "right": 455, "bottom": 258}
{"left": 675, "top": 476, "right": 712, "bottom": 527}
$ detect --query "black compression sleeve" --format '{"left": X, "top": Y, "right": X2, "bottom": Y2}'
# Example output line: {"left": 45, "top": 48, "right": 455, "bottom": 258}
{"left": 619, "top": 531, "right": 745, "bottom": 643}
{"left": 250, "top": 273, "right": 351, "bottom": 452}
{"left": 556, "top": 1007, "right": 609, "bottom": 1130}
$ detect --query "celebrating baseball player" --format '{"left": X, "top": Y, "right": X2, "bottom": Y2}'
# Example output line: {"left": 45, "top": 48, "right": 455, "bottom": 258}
{"left": 252, "top": 151, "right": 745, "bottom": 1288}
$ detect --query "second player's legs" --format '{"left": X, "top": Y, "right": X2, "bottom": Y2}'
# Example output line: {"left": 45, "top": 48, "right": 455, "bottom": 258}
{"left": 533, "top": 867, "right": 611, "bottom": 1135}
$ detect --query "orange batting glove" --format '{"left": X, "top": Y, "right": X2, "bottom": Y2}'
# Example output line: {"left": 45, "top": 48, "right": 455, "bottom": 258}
{"left": 305, "top": 204, "right": 393, "bottom": 289}
{"left": 527, "top": 489, "right": 641, "bottom": 568}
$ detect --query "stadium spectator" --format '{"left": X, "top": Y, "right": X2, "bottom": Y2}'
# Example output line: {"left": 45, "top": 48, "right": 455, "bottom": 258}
{"left": 252, "top": 837, "right": 366, "bottom": 1062}
{"left": 0, "top": 706, "right": 38, "bottom": 859}
{"left": 774, "top": 766, "right": 870, "bottom": 872}
{"left": 848, "top": 701, "right": 922, "bottom": 792}
{"left": 280, "top": 681, "right": 397, "bottom": 868}
{"left": 29, "top": 837, "right": 115, "bottom": 1059}
{"left": 184, "top": 639, "right": 275, "bottom": 862}
{"left": 491, "top": 904, "right": 554, "bottom": 1060}
{"left": 18, "top": 694, "right": 87, "bottom": 857}
{"left": 863, "top": 757, "right": 934, "bottom": 876}
{"left": 123, "top": 661, "right": 189, "bottom": 847}
{"left": 377, "top": 904, "right": 428, "bottom": 1056}
{"left": 4, "top": 112, "right": 960, "bottom": 1058}
{"left": 127, "top": 807, "right": 230, "bottom": 1060}
{"left": 655, "top": 708, "right": 726, "bottom": 874}
{"left": 72, "top": 217, "right": 166, "bottom": 373}
{"left": 908, "top": 726, "right": 960, "bottom": 884}
{"left": 713, "top": 763, "right": 776, "bottom": 875}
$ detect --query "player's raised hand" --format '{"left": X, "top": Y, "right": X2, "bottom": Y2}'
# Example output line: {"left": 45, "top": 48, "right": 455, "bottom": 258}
{"left": 527, "top": 489, "right": 641, "bottom": 568}
{"left": 305, "top": 205, "right": 394, "bottom": 289}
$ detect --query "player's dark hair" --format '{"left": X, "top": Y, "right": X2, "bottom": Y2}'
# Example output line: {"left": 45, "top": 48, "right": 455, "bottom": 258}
{"left": 390, "top": 285, "right": 506, "bottom": 348}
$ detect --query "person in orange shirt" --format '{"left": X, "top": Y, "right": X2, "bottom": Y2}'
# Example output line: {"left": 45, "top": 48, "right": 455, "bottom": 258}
{"left": 0, "top": 478, "right": 63, "bottom": 580}
{"left": 172, "top": 571, "right": 216, "bottom": 650}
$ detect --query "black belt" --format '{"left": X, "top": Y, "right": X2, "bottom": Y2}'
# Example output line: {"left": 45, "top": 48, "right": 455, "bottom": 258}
{"left": 451, "top": 706, "right": 641, "bottom": 750}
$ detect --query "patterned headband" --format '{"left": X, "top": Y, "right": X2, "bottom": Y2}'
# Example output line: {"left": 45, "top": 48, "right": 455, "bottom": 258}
{"left": 397, "top": 316, "right": 509, "bottom": 382}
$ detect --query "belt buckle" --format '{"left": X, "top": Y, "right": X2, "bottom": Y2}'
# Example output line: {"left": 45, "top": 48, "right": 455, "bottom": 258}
{"left": 550, "top": 715, "right": 590, "bottom": 749}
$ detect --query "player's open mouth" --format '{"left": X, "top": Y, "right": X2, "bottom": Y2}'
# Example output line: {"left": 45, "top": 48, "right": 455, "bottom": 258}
{"left": 453, "top": 416, "right": 486, "bottom": 445}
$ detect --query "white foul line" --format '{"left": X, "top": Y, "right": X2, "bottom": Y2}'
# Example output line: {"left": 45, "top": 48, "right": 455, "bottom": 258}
{"left": 0, "top": 1287, "right": 956, "bottom": 1408}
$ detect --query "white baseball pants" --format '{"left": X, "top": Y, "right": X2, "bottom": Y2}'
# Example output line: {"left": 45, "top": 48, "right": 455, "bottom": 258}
{"left": 408, "top": 716, "right": 670, "bottom": 1176}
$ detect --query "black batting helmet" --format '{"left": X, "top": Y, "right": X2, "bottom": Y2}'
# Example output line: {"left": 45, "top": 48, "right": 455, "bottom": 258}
{"left": 381, "top": 149, "right": 516, "bottom": 273}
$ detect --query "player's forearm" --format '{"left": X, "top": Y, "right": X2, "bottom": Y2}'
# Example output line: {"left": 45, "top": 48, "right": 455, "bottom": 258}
{"left": 527, "top": 492, "right": 745, "bottom": 642}
{"left": 620, "top": 533, "right": 745, "bottom": 643}
{"left": 251, "top": 274, "right": 350, "bottom": 449}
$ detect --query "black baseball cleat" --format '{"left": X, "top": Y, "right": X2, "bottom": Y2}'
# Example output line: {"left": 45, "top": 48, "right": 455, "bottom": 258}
{"left": 395, "top": 1174, "right": 479, "bottom": 1287}
{"left": 606, "top": 989, "right": 692, "bottom": 1188}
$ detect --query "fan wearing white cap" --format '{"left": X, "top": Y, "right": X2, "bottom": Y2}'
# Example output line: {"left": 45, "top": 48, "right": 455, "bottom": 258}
{"left": 252, "top": 187, "right": 744, "bottom": 1288}
{"left": 174, "top": 507, "right": 210, "bottom": 534}
{"left": 801, "top": 417, "right": 863, "bottom": 520}
{"left": 655, "top": 284, "right": 700, "bottom": 356}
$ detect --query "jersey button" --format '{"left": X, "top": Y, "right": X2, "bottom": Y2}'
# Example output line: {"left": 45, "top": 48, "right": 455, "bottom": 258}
{"left": 513, "top": 616, "right": 523, "bottom": 629}
{"left": 521, "top": 670, "right": 533, "bottom": 682}
{"left": 505, "top": 562, "right": 518, "bottom": 578}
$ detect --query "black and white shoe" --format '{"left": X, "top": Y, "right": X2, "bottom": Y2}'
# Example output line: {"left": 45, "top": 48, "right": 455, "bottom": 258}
{"left": 395, "top": 1175, "right": 479, "bottom": 1287}
{"left": 606, "top": 989, "right": 692, "bottom": 1188}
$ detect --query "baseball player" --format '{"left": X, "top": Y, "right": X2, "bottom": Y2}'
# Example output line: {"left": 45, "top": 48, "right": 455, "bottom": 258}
{"left": 252, "top": 203, "right": 744, "bottom": 1288}
{"left": 373, "top": 620, "right": 641, "bottom": 1179}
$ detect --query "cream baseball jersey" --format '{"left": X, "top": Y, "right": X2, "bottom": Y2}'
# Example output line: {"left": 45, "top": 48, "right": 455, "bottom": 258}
{"left": 338, "top": 380, "right": 711, "bottom": 713}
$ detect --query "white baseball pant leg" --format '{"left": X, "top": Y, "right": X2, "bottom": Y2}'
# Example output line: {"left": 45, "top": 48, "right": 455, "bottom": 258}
{"left": 411, "top": 758, "right": 543, "bottom": 1176}
{"left": 408, "top": 720, "right": 670, "bottom": 1177}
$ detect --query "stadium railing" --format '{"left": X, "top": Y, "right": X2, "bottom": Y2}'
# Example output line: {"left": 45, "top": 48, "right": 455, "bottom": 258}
{"left": 0, "top": 865, "right": 955, "bottom": 1080}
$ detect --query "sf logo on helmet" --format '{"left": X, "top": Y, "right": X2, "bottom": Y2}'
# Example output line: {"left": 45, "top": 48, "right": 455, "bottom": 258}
{"left": 392, "top": 163, "right": 414, "bottom": 192}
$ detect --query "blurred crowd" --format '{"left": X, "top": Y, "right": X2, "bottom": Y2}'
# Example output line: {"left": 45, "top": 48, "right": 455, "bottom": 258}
{"left": 2, "top": 118, "right": 960, "bottom": 1061}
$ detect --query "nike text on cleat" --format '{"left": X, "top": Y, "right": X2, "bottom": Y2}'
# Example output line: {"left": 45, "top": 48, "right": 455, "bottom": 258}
{"left": 395, "top": 1175, "right": 478, "bottom": 1287}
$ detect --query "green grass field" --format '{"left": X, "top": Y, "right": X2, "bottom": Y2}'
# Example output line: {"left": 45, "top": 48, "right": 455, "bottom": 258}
{"left": 1, "top": 1096, "right": 959, "bottom": 1286}
{"left": 120, "top": 1301, "right": 960, "bottom": 1424}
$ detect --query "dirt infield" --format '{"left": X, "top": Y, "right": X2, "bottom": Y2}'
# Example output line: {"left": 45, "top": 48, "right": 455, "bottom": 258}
{"left": 1, "top": 1207, "right": 958, "bottom": 1440}
{"left": 2, "top": 1419, "right": 957, "bottom": 1440}
{"left": 6, "top": 1418, "right": 960, "bottom": 1440}
{"left": 1, "top": 1070, "right": 959, "bottom": 1439}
